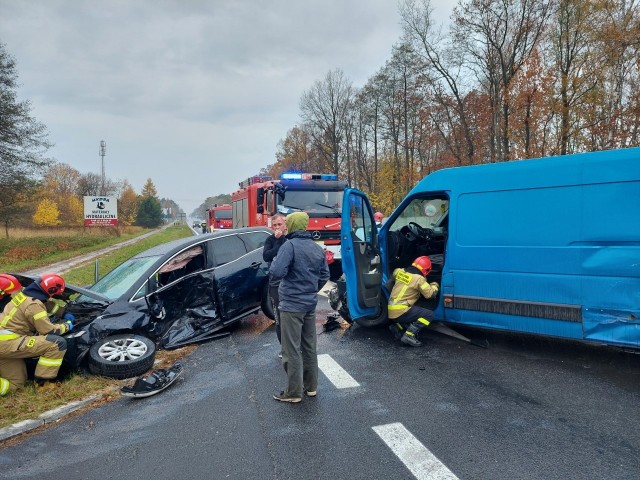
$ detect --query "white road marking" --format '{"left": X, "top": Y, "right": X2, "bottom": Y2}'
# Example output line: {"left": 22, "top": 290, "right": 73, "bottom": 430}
{"left": 317, "top": 354, "right": 360, "bottom": 389}
{"left": 372, "top": 423, "right": 459, "bottom": 480}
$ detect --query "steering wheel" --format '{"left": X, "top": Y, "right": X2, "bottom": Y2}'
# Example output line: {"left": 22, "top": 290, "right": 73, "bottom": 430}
{"left": 407, "top": 222, "right": 432, "bottom": 240}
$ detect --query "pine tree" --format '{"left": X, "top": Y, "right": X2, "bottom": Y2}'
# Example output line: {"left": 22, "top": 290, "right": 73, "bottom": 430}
{"left": 136, "top": 196, "right": 163, "bottom": 227}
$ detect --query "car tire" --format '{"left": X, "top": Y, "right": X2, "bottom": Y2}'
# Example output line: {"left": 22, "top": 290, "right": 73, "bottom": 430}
{"left": 88, "top": 334, "right": 156, "bottom": 379}
{"left": 261, "top": 284, "right": 275, "bottom": 320}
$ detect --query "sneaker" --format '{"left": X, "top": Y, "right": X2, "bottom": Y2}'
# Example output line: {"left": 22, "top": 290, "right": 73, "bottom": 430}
{"left": 273, "top": 391, "right": 302, "bottom": 403}
{"left": 304, "top": 390, "right": 317, "bottom": 397}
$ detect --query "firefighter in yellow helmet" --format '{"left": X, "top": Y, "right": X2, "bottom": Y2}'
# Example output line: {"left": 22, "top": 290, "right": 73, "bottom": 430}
{"left": 387, "top": 256, "right": 439, "bottom": 347}
{"left": 0, "top": 273, "right": 74, "bottom": 395}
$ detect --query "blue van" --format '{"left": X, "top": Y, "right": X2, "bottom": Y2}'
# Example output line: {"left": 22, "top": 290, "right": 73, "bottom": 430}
{"left": 339, "top": 147, "right": 640, "bottom": 349}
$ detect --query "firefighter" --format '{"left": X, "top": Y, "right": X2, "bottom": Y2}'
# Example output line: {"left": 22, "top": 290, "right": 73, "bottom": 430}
{"left": 0, "top": 274, "right": 22, "bottom": 311}
{"left": 387, "top": 256, "right": 439, "bottom": 347}
{"left": 374, "top": 212, "right": 384, "bottom": 227}
{"left": 0, "top": 273, "right": 74, "bottom": 395}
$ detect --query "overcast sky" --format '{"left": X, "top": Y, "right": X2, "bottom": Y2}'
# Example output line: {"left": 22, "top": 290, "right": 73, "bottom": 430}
{"left": 1, "top": 0, "right": 452, "bottom": 216}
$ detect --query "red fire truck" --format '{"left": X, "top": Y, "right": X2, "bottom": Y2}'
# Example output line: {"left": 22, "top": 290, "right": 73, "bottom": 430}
{"left": 231, "top": 173, "right": 347, "bottom": 279}
{"left": 206, "top": 204, "right": 232, "bottom": 230}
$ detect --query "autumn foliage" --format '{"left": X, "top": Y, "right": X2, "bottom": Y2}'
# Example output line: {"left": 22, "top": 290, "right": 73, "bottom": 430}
{"left": 268, "top": 0, "right": 640, "bottom": 208}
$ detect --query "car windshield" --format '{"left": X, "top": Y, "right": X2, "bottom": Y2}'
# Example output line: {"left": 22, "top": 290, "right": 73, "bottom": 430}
{"left": 79, "top": 255, "right": 162, "bottom": 301}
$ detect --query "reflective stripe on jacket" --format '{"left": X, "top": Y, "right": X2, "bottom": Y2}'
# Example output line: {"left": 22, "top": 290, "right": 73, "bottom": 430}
{"left": 387, "top": 268, "right": 437, "bottom": 320}
{"left": 0, "top": 293, "right": 70, "bottom": 337}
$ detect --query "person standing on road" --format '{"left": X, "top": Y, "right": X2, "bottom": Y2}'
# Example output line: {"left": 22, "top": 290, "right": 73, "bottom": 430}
{"left": 387, "top": 256, "right": 439, "bottom": 347}
{"left": 0, "top": 273, "right": 74, "bottom": 396}
{"left": 262, "top": 214, "right": 287, "bottom": 350}
{"left": 269, "top": 212, "right": 329, "bottom": 403}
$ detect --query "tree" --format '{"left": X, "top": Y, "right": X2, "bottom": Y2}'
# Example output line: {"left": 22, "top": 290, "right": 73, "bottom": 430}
{"left": 452, "top": 0, "right": 552, "bottom": 161}
{"left": 0, "top": 43, "right": 52, "bottom": 180}
{"left": 136, "top": 196, "right": 163, "bottom": 228}
{"left": 400, "top": 0, "right": 479, "bottom": 165}
{"left": 141, "top": 178, "right": 158, "bottom": 198}
{"left": 0, "top": 173, "right": 37, "bottom": 236}
{"left": 300, "top": 69, "right": 355, "bottom": 176}
{"left": 0, "top": 43, "right": 52, "bottom": 230}
{"left": 273, "top": 126, "right": 323, "bottom": 175}
{"left": 32, "top": 198, "right": 61, "bottom": 226}
{"left": 41, "top": 163, "right": 83, "bottom": 225}
{"left": 118, "top": 181, "right": 139, "bottom": 226}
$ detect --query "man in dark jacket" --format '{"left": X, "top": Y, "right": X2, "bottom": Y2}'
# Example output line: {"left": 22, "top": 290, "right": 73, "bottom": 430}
{"left": 262, "top": 214, "right": 287, "bottom": 347}
{"left": 269, "top": 212, "right": 329, "bottom": 403}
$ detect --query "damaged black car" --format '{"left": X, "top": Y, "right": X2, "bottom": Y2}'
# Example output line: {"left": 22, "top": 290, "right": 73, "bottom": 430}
{"left": 14, "top": 227, "right": 275, "bottom": 380}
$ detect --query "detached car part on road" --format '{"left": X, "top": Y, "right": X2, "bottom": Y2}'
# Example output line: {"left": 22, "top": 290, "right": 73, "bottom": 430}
{"left": 14, "top": 227, "right": 275, "bottom": 379}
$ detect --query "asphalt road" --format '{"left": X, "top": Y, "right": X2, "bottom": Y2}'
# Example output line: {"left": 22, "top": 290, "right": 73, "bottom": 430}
{"left": 0, "top": 297, "right": 638, "bottom": 480}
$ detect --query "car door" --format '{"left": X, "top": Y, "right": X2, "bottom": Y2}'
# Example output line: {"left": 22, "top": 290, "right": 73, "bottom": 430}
{"left": 341, "top": 188, "right": 383, "bottom": 320}
{"left": 210, "top": 233, "right": 263, "bottom": 319}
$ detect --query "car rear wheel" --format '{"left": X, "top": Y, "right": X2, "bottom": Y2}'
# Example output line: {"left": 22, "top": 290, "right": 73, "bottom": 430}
{"left": 261, "top": 284, "right": 275, "bottom": 320}
{"left": 88, "top": 334, "right": 156, "bottom": 379}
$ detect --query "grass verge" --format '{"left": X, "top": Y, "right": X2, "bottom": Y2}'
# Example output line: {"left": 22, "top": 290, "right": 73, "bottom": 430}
{"left": 0, "top": 223, "right": 196, "bottom": 431}
{"left": 0, "top": 346, "right": 196, "bottom": 431}
{"left": 63, "top": 223, "right": 193, "bottom": 286}
{"left": 0, "top": 226, "right": 152, "bottom": 273}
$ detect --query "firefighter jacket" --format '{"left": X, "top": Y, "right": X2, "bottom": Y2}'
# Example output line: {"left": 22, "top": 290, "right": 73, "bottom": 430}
{"left": 387, "top": 268, "right": 438, "bottom": 320}
{"left": 0, "top": 292, "right": 71, "bottom": 339}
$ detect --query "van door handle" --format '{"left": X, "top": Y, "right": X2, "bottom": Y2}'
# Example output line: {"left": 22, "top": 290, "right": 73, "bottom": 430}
{"left": 251, "top": 262, "right": 261, "bottom": 269}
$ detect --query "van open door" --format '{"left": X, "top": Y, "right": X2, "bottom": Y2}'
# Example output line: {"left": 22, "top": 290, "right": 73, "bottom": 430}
{"left": 340, "top": 188, "right": 383, "bottom": 322}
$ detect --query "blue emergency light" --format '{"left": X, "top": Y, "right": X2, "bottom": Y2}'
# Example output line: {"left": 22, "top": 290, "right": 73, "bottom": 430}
{"left": 280, "top": 172, "right": 338, "bottom": 181}
{"left": 281, "top": 172, "right": 303, "bottom": 180}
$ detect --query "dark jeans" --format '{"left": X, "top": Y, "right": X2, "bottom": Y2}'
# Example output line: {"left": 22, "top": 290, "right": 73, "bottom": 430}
{"left": 279, "top": 309, "right": 318, "bottom": 397}
{"left": 269, "top": 283, "right": 281, "bottom": 344}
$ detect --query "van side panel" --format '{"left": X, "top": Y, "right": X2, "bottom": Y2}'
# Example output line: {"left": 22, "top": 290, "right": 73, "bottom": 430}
{"left": 425, "top": 148, "right": 640, "bottom": 348}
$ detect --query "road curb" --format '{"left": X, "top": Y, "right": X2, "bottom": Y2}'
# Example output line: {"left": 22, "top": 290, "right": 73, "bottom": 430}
{"left": 0, "top": 394, "right": 100, "bottom": 442}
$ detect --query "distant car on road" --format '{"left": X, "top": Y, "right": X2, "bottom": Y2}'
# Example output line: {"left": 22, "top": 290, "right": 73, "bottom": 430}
{"left": 13, "top": 227, "right": 275, "bottom": 379}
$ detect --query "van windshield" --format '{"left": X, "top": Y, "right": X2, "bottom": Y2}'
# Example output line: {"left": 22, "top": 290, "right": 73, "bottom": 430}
{"left": 390, "top": 198, "right": 449, "bottom": 231}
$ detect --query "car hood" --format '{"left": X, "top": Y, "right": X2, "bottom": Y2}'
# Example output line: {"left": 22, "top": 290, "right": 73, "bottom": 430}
{"left": 12, "top": 273, "right": 112, "bottom": 305}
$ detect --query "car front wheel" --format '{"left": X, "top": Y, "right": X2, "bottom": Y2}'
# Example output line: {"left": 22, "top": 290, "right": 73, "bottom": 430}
{"left": 88, "top": 334, "right": 156, "bottom": 379}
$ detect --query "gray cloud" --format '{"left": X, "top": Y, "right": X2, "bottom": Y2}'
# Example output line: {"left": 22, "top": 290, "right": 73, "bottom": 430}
{"left": 1, "top": 0, "right": 452, "bottom": 214}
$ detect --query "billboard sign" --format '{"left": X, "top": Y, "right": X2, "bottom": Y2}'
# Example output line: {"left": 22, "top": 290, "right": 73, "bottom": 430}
{"left": 84, "top": 196, "right": 118, "bottom": 226}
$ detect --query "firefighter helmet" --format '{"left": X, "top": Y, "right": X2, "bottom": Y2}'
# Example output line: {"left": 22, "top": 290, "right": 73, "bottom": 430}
{"left": 0, "top": 274, "right": 22, "bottom": 296}
{"left": 411, "top": 256, "right": 432, "bottom": 276}
{"left": 374, "top": 212, "right": 384, "bottom": 223}
{"left": 39, "top": 273, "right": 65, "bottom": 297}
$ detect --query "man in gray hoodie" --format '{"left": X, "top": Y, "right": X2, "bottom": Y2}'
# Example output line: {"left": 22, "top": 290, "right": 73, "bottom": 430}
{"left": 269, "top": 212, "right": 329, "bottom": 403}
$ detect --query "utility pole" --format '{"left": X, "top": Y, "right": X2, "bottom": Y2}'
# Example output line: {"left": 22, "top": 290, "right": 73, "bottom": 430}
{"left": 99, "top": 140, "right": 106, "bottom": 195}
